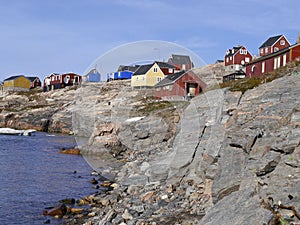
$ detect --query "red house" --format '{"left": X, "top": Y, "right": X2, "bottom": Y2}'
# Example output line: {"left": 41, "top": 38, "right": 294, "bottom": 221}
{"left": 168, "top": 54, "right": 194, "bottom": 71}
{"left": 224, "top": 45, "right": 253, "bottom": 73}
{"left": 155, "top": 61, "right": 176, "bottom": 75}
{"left": 154, "top": 70, "right": 206, "bottom": 100}
{"left": 259, "top": 34, "right": 290, "bottom": 57}
{"left": 44, "top": 72, "right": 82, "bottom": 91}
{"left": 26, "top": 76, "right": 42, "bottom": 89}
{"left": 246, "top": 42, "right": 300, "bottom": 78}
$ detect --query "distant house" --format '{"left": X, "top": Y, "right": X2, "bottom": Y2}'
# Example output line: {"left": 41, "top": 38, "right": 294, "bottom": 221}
{"left": 84, "top": 69, "right": 101, "bottom": 82}
{"left": 259, "top": 34, "right": 290, "bottom": 57}
{"left": 107, "top": 71, "right": 134, "bottom": 81}
{"left": 44, "top": 72, "right": 82, "bottom": 91}
{"left": 168, "top": 54, "right": 194, "bottom": 71}
{"left": 131, "top": 62, "right": 165, "bottom": 88}
{"left": 3, "top": 75, "right": 31, "bottom": 91}
{"left": 246, "top": 42, "right": 300, "bottom": 77}
{"left": 107, "top": 65, "right": 139, "bottom": 81}
{"left": 26, "top": 76, "right": 41, "bottom": 89}
{"left": 154, "top": 70, "right": 206, "bottom": 100}
{"left": 224, "top": 45, "right": 253, "bottom": 73}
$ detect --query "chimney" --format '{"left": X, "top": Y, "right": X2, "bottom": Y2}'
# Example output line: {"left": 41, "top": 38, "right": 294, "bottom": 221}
{"left": 297, "top": 32, "right": 300, "bottom": 44}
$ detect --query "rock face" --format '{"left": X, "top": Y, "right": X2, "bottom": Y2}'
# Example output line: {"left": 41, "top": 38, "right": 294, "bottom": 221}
{"left": 70, "top": 65, "right": 300, "bottom": 225}
{"left": 2, "top": 65, "right": 299, "bottom": 224}
{"left": 0, "top": 88, "right": 76, "bottom": 133}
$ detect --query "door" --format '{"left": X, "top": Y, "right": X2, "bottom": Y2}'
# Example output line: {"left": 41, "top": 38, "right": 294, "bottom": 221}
{"left": 187, "top": 83, "right": 197, "bottom": 96}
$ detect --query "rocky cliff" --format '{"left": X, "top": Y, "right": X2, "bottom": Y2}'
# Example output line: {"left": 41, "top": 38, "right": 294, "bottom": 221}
{"left": 70, "top": 64, "right": 300, "bottom": 225}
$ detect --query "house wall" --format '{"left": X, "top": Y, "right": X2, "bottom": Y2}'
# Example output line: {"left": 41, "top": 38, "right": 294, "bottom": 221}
{"left": 291, "top": 44, "right": 300, "bottom": 60}
{"left": 112, "top": 71, "right": 133, "bottom": 80}
{"left": 4, "top": 76, "right": 31, "bottom": 90}
{"left": 246, "top": 50, "right": 290, "bottom": 77}
{"left": 160, "top": 67, "right": 175, "bottom": 75}
{"left": 87, "top": 73, "right": 101, "bottom": 82}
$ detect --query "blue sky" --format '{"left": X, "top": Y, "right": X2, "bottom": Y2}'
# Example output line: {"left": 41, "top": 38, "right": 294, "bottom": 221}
{"left": 0, "top": 0, "right": 299, "bottom": 81}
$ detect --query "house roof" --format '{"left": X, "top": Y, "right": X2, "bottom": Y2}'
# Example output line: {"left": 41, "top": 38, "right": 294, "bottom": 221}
{"left": 169, "top": 54, "right": 192, "bottom": 65}
{"left": 86, "top": 69, "right": 100, "bottom": 76}
{"left": 154, "top": 71, "right": 186, "bottom": 87}
{"left": 26, "top": 76, "right": 40, "bottom": 82}
{"left": 4, "top": 75, "right": 26, "bottom": 81}
{"left": 118, "top": 65, "right": 140, "bottom": 72}
{"left": 259, "top": 35, "right": 282, "bottom": 48}
{"left": 132, "top": 64, "right": 153, "bottom": 76}
{"left": 154, "top": 61, "right": 176, "bottom": 69}
{"left": 132, "top": 61, "right": 177, "bottom": 76}
{"left": 225, "top": 46, "right": 242, "bottom": 57}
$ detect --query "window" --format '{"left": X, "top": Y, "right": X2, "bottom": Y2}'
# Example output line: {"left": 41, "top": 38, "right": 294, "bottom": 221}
{"left": 280, "top": 40, "right": 285, "bottom": 45}
{"left": 154, "top": 67, "right": 158, "bottom": 73}
{"left": 245, "top": 57, "right": 250, "bottom": 63}
{"left": 226, "top": 58, "right": 229, "bottom": 63}
{"left": 265, "top": 47, "right": 268, "bottom": 53}
{"left": 260, "top": 49, "right": 263, "bottom": 54}
{"left": 251, "top": 65, "right": 256, "bottom": 72}
{"left": 240, "top": 49, "right": 247, "bottom": 54}
{"left": 136, "top": 76, "right": 138, "bottom": 81}
{"left": 274, "top": 58, "right": 277, "bottom": 69}
{"left": 142, "top": 76, "right": 145, "bottom": 81}
{"left": 230, "top": 56, "right": 232, "bottom": 60}
{"left": 262, "top": 62, "right": 265, "bottom": 73}
{"left": 157, "top": 77, "right": 162, "bottom": 82}
{"left": 274, "top": 47, "right": 279, "bottom": 52}
{"left": 168, "top": 68, "right": 173, "bottom": 73}
{"left": 283, "top": 54, "right": 287, "bottom": 66}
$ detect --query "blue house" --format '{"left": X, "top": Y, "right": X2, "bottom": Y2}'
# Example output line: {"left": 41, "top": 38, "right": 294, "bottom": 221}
{"left": 107, "top": 71, "right": 133, "bottom": 81}
{"left": 84, "top": 69, "right": 101, "bottom": 82}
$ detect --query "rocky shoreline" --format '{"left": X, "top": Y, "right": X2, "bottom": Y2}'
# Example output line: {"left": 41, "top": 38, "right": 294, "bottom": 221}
{"left": 50, "top": 64, "right": 299, "bottom": 224}
{"left": 1, "top": 66, "right": 299, "bottom": 224}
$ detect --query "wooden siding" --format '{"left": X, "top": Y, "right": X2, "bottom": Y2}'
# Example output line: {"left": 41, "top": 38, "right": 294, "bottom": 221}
{"left": 3, "top": 76, "right": 31, "bottom": 90}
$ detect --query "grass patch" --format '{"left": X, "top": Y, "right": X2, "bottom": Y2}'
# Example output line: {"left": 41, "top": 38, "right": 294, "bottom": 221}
{"left": 138, "top": 100, "right": 173, "bottom": 113}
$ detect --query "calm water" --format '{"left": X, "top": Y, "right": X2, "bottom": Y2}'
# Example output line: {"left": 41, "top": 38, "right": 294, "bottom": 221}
{"left": 0, "top": 132, "right": 94, "bottom": 225}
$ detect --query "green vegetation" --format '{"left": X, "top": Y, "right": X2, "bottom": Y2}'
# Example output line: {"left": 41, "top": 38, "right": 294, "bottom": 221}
{"left": 138, "top": 100, "right": 173, "bottom": 113}
{"left": 221, "top": 60, "right": 300, "bottom": 93}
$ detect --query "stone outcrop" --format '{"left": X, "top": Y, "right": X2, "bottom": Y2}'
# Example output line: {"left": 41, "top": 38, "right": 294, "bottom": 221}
{"left": 69, "top": 64, "right": 300, "bottom": 224}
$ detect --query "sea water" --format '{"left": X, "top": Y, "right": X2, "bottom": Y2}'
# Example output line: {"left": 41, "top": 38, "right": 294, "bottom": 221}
{"left": 0, "top": 132, "right": 94, "bottom": 225}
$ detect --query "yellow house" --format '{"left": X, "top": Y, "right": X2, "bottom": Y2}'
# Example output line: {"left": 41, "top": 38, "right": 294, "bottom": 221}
{"left": 3, "top": 75, "right": 31, "bottom": 91}
{"left": 131, "top": 62, "right": 165, "bottom": 88}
